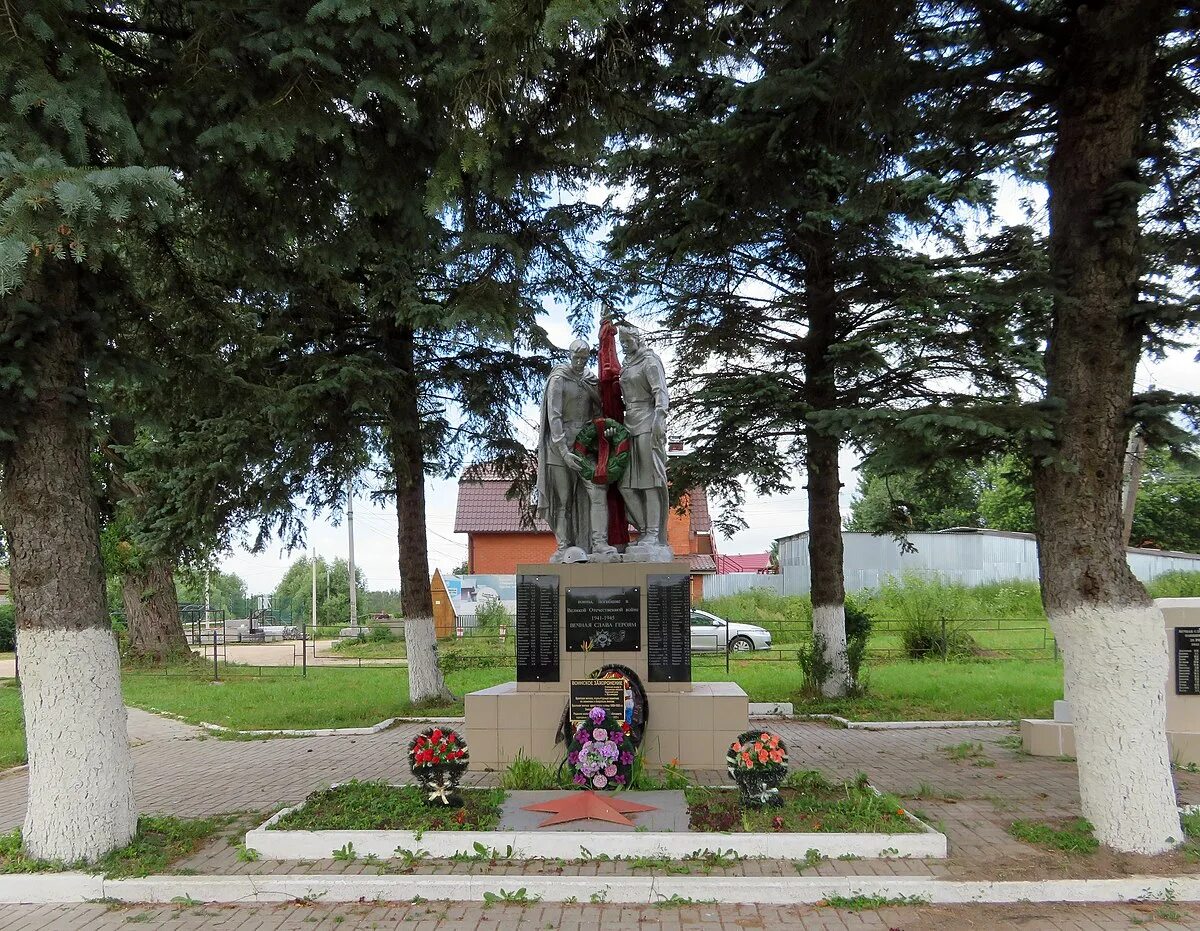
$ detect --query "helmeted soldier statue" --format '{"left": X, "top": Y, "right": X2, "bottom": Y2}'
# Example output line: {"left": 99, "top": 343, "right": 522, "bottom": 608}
{"left": 534, "top": 339, "right": 620, "bottom": 563}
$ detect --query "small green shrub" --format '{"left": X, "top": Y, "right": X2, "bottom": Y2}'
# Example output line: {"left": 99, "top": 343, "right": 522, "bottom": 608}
{"left": 844, "top": 597, "right": 871, "bottom": 688}
{"left": 500, "top": 751, "right": 569, "bottom": 790}
{"left": 474, "top": 600, "right": 511, "bottom": 630}
{"left": 899, "top": 616, "right": 977, "bottom": 660}
{"left": 1147, "top": 571, "right": 1200, "bottom": 599}
{"left": 369, "top": 624, "right": 394, "bottom": 643}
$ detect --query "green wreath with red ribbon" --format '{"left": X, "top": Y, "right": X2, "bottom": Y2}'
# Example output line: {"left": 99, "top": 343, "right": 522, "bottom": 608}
{"left": 572, "top": 418, "right": 631, "bottom": 486}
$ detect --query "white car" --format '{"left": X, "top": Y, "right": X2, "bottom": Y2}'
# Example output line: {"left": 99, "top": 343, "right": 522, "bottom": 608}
{"left": 689, "top": 609, "right": 773, "bottom": 652}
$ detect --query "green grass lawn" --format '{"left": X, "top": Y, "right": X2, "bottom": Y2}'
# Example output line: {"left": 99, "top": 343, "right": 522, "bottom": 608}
{"left": 689, "top": 658, "right": 1061, "bottom": 720}
{"left": 121, "top": 666, "right": 512, "bottom": 730}
{"left": 0, "top": 656, "right": 1063, "bottom": 767}
{"left": 0, "top": 685, "right": 24, "bottom": 769}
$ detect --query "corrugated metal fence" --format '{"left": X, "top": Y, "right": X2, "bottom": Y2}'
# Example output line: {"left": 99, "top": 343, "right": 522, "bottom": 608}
{"left": 704, "top": 531, "right": 1200, "bottom": 599}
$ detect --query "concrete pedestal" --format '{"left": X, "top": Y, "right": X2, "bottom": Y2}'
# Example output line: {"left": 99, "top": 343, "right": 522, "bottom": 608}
{"left": 464, "top": 561, "right": 749, "bottom": 771}
{"left": 1022, "top": 598, "right": 1200, "bottom": 764}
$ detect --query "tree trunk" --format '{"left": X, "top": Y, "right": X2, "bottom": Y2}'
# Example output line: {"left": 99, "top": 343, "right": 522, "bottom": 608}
{"left": 0, "top": 290, "right": 135, "bottom": 862}
{"left": 804, "top": 230, "right": 850, "bottom": 697}
{"left": 1033, "top": 0, "right": 1179, "bottom": 854}
{"left": 390, "top": 324, "right": 434, "bottom": 619}
{"left": 806, "top": 431, "right": 850, "bottom": 697}
{"left": 122, "top": 560, "right": 189, "bottom": 662}
{"left": 404, "top": 615, "right": 453, "bottom": 704}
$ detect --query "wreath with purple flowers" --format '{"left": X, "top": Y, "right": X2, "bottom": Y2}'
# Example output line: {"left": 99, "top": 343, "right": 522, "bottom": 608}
{"left": 567, "top": 706, "right": 636, "bottom": 790}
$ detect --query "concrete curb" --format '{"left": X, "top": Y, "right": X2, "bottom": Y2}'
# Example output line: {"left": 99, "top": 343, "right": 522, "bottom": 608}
{"left": 6, "top": 873, "right": 1200, "bottom": 905}
{"left": 199, "top": 718, "right": 399, "bottom": 738}
{"left": 245, "top": 799, "right": 947, "bottom": 862}
{"left": 748, "top": 702, "right": 793, "bottom": 717}
{"left": 0, "top": 873, "right": 105, "bottom": 903}
{"left": 803, "top": 714, "right": 1014, "bottom": 731}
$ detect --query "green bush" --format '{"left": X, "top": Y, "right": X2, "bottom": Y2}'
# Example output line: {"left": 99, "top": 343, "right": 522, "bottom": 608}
{"left": 0, "top": 605, "right": 13, "bottom": 653}
{"left": 1147, "top": 571, "right": 1200, "bottom": 599}
{"left": 844, "top": 596, "right": 871, "bottom": 687}
{"left": 500, "top": 751, "right": 570, "bottom": 790}
{"left": 369, "top": 624, "right": 394, "bottom": 642}
{"left": 473, "top": 600, "right": 511, "bottom": 630}
{"left": 899, "top": 616, "right": 978, "bottom": 660}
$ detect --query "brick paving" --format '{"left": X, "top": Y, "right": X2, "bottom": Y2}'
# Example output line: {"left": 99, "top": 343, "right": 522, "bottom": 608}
{"left": 3, "top": 901, "right": 1200, "bottom": 930}
{"left": 3, "top": 715, "right": 1200, "bottom": 879}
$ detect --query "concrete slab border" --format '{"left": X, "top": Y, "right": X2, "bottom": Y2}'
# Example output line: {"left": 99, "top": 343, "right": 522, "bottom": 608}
{"left": 243, "top": 802, "right": 948, "bottom": 861}
{"left": 803, "top": 714, "right": 1013, "bottom": 731}
{"left": 5, "top": 873, "right": 1200, "bottom": 906}
{"left": 198, "top": 718, "right": 399, "bottom": 738}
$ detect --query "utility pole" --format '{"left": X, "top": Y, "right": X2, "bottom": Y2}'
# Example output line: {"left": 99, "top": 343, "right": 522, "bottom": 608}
{"left": 311, "top": 547, "right": 318, "bottom": 632}
{"left": 347, "top": 482, "right": 358, "bottom": 627}
{"left": 1122, "top": 428, "right": 1146, "bottom": 546}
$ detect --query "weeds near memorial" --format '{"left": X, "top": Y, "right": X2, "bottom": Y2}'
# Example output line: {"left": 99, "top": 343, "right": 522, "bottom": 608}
{"left": 482, "top": 887, "right": 541, "bottom": 907}
{"left": 1009, "top": 818, "right": 1099, "bottom": 854}
{"left": 654, "top": 894, "right": 718, "bottom": 908}
{"left": 821, "top": 893, "right": 930, "bottom": 911}
{"left": 942, "top": 741, "right": 993, "bottom": 766}
{"left": 500, "top": 751, "right": 570, "bottom": 790}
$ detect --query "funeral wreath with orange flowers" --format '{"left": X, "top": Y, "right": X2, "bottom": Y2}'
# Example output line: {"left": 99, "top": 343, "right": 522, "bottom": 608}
{"left": 726, "top": 729, "right": 789, "bottom": 808}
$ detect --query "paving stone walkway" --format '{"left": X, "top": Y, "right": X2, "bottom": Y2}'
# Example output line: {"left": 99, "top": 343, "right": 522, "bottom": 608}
{"left": 3, "top": 709, "right": 1200, "bottom": 928}
{"left": 4, "top": 901, "right": 1200, "bottom": 929}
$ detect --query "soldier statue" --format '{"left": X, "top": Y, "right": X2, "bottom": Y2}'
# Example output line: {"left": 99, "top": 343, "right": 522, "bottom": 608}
{"left": 534, "top": 339, "right": 620, "bottom": 563}
{"left": 616, "top": 324, "right": 673, "bottom": 562}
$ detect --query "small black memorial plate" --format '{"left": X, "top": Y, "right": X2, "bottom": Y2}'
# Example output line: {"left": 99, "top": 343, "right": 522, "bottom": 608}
{"left": 565, "top": 586, "right": 641, "bottom": 651}
{"left": 516, "top": 574, "right": 560, "bottom": 682}
{"left": 1176, "top": 627, "right": 1200, "bottom": 696}
{"left": 647, "top": 573, "right": 691, "bottom": 682}
{"left": 569, "top": 678, "right": 630, "bottom": 726}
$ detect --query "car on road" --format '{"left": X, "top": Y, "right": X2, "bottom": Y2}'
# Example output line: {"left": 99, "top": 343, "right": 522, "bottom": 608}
{"left": 689, "top": 609, "right": 773, "bottom": 652}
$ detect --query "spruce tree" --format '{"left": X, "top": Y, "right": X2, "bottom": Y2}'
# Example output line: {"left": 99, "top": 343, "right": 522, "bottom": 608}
{"left": 609, "top": 0, "right": 1025, "bottom": 695}
{"left": 0, "top": 1, "right": 184, "bottom": 860}
{"left": 882, "top": 0, "right": 1200, "bottom": 853}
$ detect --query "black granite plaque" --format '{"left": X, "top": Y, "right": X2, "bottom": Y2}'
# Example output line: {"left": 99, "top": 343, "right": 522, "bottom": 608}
{"left": 647, "top": 573, "right": 691, "bottom": 682}
{"left": 516, "top": 574, "right": 560, "bottom": 682}
{"left": 565, "top": 586, "right": 641, "bottom": 651}
{"left": 1176, "top": 627, "right": 1200, "bottom": 696}
{"left": 569, "top": 678, "right": 629, "bottom": 726}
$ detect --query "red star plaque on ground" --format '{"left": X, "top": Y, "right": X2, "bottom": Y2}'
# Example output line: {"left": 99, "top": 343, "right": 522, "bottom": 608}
{"left": 521, "top": 791, "right": 658, "bottom": 828}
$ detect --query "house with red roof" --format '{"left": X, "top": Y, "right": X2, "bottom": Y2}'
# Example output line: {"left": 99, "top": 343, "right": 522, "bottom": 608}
{"left": 453, "top": 462, "right": 717, "bottom": 599}
{"left": 715, "top": 553, "right": 775, "bottom": 574}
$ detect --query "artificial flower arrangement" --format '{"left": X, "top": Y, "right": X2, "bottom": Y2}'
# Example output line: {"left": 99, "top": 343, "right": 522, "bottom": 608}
{"left": 567, "top": 706, "right": 636, "bottom": 790}
{"left": 726, "top": 729, "right": 788, "bottom": 807}
{"left": 408, "top": 726, "right": 469, "bottom": 806}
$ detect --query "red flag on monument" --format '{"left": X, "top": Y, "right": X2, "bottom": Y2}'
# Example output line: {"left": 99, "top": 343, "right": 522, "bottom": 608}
{"left": 598, "top": 316, "right": 630, "bottom": 546}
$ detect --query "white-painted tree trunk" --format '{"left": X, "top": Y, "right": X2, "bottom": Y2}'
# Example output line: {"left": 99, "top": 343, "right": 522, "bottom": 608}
{"left": 1051, "top": 603, "right": 1180, "bottom": 854}
{"left": 404, "top": 616, "right": 453, "bottom": 704}
{"left": 18, "top": 627, "right": 135, "bottom": 862}
{"left": 813, "top": 604, "right": 850, "bottom": 698}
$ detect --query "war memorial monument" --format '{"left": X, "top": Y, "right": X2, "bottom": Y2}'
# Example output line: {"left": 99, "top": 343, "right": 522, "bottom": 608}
{"left": 464, "top": 321, "right": 749, "bottom": 770}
